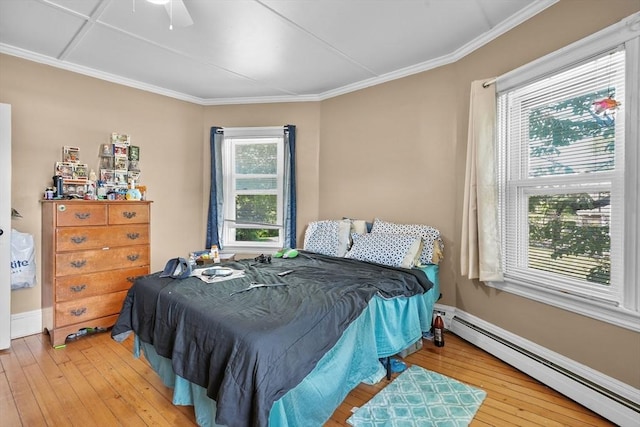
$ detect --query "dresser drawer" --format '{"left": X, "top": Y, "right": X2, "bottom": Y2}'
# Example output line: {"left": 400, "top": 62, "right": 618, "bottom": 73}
{"left": 56, "top": 203, "right": 108, "bottom": 227}
{"left": 56, "top": 224, "right": 149, "bottom": 251}
{"left": 107, "top": 224, "right": 150, "bottom": 247}
{"left": 55, "top": 245, "right": 150, "bottom": 276}
{"left": 55, "top": 266, "right": 149, "bottom": 302}
{"left": 55, "top": 290, "right": 128, "bottom": 327}
{"left": 109, "top": 203, "right": 150, "bottom": 225}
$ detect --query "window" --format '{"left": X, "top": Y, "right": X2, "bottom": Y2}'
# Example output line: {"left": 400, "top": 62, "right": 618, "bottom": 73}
{"left": 493, "top": 15, "right": 639, "bottom": 331}
{"left": 221, "top": 128, "right": 285, "bottom": 250}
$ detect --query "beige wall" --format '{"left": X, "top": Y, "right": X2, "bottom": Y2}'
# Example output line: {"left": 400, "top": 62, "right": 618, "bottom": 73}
{"left": 317, "top": 0, "right": 640, "bottom": 389}
{"left": 455, "top": 0, "right": 640, "bottom": 388}
{"left": 0, "top": 56, "right": 206, "bottom": 313}
{"left": 1, "top": 0, "right": 638, "bottom": 390}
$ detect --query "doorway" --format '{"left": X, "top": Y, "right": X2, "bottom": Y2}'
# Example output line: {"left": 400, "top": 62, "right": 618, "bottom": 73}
{"left": 1, "top": 103, "right": 12, "bottom": 349}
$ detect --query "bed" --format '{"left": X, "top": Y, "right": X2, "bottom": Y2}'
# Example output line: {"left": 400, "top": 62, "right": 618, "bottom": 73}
{"left": 112, "top": 218, "right": 443, "bottom": 427}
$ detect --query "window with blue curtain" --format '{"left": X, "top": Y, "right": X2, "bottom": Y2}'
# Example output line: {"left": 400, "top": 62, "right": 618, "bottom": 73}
{"left": 207, "top": 125, "right": 296, "bottom": 252}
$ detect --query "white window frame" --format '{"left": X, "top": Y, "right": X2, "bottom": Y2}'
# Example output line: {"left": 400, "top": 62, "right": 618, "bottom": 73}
{"left": 221, "top": 127, "right": 285, "bottom": 252}
{"left": 489, "top": 13, "right": 640, "bottom": 332}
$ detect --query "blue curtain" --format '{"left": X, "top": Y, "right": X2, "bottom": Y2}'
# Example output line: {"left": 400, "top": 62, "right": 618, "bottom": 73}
{"left": 284, "top": 125, "right": 297, "bottom": 249}
{"left": 206, "top": 127, "right": 224, "bottom": 249}
{"left": 206, "top": 125, "right": 297, "bottom": 250}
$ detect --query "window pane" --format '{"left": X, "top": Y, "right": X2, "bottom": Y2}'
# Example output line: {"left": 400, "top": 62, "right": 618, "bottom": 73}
{"left": 236, "top": 177, "right": 277, "bottom": 191}
{"left": 523, "top": 51, "right": 624, "bottom": 178}
{"left": 527, "top": 89, "right": 617, "bottom": 177}
{"left": 235, "top": 143, "right": 277, "bottom": 174}
{"left": 528, "top": 192, "right": 610, "bottom": 285}
{"left": 235, "top": 228, "right": 279, "bottom": 243}
{"left": 236, "top": 194, "right": 277, "bottom": 224}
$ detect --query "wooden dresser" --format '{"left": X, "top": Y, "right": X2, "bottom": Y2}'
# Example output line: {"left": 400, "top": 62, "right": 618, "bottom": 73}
{"left": 41, "top": 200, "right": 151, "bottom": 347}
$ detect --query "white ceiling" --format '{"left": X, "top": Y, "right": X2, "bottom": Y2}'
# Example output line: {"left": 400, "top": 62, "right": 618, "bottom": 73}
{"left": 0, "top": 0, "right": 557, "bottom": 105}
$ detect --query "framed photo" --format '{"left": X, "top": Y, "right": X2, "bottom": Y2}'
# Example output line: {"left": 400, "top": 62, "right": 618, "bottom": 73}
{"left": 113, "top": 143, "right": 128, "bottom": 157}
{"left": 114, "top": 156, "right": 128, "bottom": 171}
{"left": 111, "top": 133, "right": 131, "bottom": 145}
{"left": 73, "top": 163, "right": 88, "bottom": 180}
{"left": 100, "top": 156, "right": 114, "bottom": 169}
{"left": 63, "top": 146, "right": 80, "bottom": 163}
{"left": 114, "top": 170, "right": 128, "bottom": 185}
{"left": 99, "top": 143, "right": 113, "bottom": 157}
{"left": 55, "top": 162, "right": 73, "bottom": 179}
{"left": 100, "top": 169, "right": 114, "bottom": 183}
{"left": 129, "top": 145, "right": 140, "bottom": 161}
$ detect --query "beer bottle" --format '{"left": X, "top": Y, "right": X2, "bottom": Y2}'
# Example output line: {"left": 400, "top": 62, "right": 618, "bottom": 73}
{"left": 434, "top": 313, "right": 445, "bottom": 347}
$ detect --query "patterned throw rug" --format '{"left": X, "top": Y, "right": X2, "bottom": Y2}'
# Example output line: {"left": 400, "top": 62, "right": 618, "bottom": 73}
{"left": 347, "top": 365, "right": 487, "bottom": 426}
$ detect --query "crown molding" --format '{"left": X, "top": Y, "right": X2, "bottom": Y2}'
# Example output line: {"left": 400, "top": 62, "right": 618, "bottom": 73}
{"left": 0, "top": 44, "right": 207, "bottom": 105}
{"left": 0, "top": 0, "right": 559, "bottom": 106}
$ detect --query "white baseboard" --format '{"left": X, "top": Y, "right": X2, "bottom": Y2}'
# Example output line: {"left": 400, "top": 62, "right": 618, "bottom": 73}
{"left": 11, "top": 309, "right": 41, "bottom": 339}
{"left": 434, "top": 305, "right": 640, "bottom": 427}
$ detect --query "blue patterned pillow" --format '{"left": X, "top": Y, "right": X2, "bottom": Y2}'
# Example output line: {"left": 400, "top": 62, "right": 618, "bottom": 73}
{"left": 370, "top": 219, "right": 443, "bottom": 265}
{"left": 303, "top": 219, "right": 352, "bottom": 257}
{"left": 345, "top": 233, "right": 423, "bottom": 268}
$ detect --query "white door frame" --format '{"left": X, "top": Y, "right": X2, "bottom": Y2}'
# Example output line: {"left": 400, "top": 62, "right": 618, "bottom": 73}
{"left": 0, "top": 103, "right": 11, "bottom": 349}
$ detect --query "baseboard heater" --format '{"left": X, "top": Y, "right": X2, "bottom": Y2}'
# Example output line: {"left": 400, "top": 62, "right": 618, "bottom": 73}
{"left": 450, "top": 314, "right": 639, "bottom": 426}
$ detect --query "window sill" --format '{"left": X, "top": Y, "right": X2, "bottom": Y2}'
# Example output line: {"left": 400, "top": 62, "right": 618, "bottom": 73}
{"left": 221, "top": 244, "right": 282, "bottom": 256}
{"left": 486, "top": 277, "right": 640, "bottom": 332}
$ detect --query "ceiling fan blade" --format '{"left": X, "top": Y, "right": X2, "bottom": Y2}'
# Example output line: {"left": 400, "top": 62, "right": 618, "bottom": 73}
{"left": 164, "top": 0, "right": 193, "bottom": 28}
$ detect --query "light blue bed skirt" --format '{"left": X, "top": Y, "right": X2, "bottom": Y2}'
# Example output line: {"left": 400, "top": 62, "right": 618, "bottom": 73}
{"left": 135, "top": 264, "right": 440, "bottom": 427}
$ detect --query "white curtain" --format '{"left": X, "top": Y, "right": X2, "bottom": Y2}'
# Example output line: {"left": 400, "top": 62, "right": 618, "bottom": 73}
{"left": 461, "top": 80, "right": 504, "bottom": 282}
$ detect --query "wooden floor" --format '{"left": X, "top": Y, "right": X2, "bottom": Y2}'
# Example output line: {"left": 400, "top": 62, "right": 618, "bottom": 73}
{"left": 0, "top": 330, "right": 613, "bottom": 426}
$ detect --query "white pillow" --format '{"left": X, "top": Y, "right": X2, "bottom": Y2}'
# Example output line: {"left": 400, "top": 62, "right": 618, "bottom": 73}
{"left": 345, "top": 232, "right": 423, "bottom": 268}
{"left": 370, "top": 218, "right": 443, "bottom": 265}
{"left": 303, "top": 219, "right": 352, "bottom": 257}
{"left": 349, "top": 219, "right": 368, "bottom": 234}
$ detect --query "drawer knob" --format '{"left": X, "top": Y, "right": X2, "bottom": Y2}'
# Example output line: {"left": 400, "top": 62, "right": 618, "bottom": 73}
{"left": 70, "top": 236, "right": 87, "bottom": 244}
{"left": 127, "top": 254, "right": 140, "bottom": 262}
{"left": 70, "top": 260, "right": 87, "bottom": 268}
{"left": 70, "top": 307, "right": 87, "bottom": 317}
{"left": 127, "top": 232, "right": 140, "bottom": 240}
{"left": 122, "top": 211, "right": 137, "bottom": 219}
{"left": 75, "top": 212, "right": 91, "bottom": 220}
{"left": 70, "top": 284, "right": 87, "bottom": 293}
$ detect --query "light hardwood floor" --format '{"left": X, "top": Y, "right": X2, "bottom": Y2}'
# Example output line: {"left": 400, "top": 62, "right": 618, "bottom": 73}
{"left": 0, "top": 330, "right": 613, "bottom": 426}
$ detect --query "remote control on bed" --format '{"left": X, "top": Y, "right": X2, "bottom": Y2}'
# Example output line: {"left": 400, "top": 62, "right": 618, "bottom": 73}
{"left": 277, "top": 269, "right": 294, "bottom": 277}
